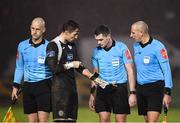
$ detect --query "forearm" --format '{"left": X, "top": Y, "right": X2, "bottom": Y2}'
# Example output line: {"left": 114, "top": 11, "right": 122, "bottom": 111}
{"left": 128, "top": 70, "right": 136, "bottom": 91}
{"left": 46, "top": 59, "right": 65, "bottom": 74}
{"left": 126, "top": 63, "right": 136, "bottom": 91}
{"left": 82, "top": 69, "right": 93, "bottom": 78}
{"left": 161, "top": 62, "right": 173, "bottom": 88}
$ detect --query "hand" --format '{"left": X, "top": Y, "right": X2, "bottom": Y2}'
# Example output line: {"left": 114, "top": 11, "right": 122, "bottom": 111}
{"left": 64, "top": 61, "right": 82, "bottom": 69}
{"left": 163, "top": 94, "right": 172, "bottom": 109}
{"left": 72, "top": 61, "right": 82, "bottom": 68}
{"left": 89, "top": 94, "right": 95, "bottom": 111}
{"left": 89, "top": 72, "right": 109, "bottom": 89}
{"left": 93, "top": 77, "right": 108, "bottom": 89}
{"left": 129, "top": 94, "right": 137, "bottom": 107}
{"left": 11, "top": 87, "right": 18, "bottom": 100}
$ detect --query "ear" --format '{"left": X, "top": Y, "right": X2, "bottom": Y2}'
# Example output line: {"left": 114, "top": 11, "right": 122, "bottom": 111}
{"left": 107, "top": 34, "right": 111, "bottom": 39}
{"left": 43, "top": 27, "right": 46, "bottom": 33}
{"left": 64, "top": 30, "right": 70, "bottom": 35}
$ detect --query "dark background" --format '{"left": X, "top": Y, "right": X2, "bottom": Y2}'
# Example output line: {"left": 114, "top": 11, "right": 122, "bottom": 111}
{"left": 0, "top": 0, "right": 180, "bottom": 106}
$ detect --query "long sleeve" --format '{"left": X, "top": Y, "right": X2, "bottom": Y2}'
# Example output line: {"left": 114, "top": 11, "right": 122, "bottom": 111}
{"left": 13, "top": 44, "right": 24, "bottom": 84}
{"left": 156, "top": 44, "right": 173, "bottom": 89}
{"left": 46, "top": 42, "right": 65, "bottom": 74}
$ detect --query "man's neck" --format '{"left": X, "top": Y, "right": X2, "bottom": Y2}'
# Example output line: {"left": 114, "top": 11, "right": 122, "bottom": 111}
{"left": 32, "top": 38, "right": 43, "bottom": 44}
{"left": 141, "top": 35, "right": 150, "bottom": 44}
{"left": 106, "top": 39, "right": 113, "bottom": 49}
{"left": 59, "top": 33, "right": 67, "bottom": 44}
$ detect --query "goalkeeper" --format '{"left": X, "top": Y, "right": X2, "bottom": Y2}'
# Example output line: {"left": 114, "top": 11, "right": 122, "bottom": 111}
{"left": 88, "top": 25, "right": 137, "bottom": 122}
{"left": 46, "top": 20, "right": 108, "bottom": 122}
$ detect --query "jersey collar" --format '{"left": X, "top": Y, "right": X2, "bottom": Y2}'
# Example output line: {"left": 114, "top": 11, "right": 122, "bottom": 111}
{"left": 104, "top": 40, "right": 115, "bottom": 51}
{"left": 29, "top": 38, "right": 45, "bottom": 47}
{"left": 139, "top": 36, "right": 153, "bottom": 48}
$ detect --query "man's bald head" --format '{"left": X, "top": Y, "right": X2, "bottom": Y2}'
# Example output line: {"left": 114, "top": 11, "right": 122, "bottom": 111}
{"left": 31, "top": 17, "right": 45, "bottom": 28}
{"left": 132, "top": 21, "right": 149, "bottom": 34}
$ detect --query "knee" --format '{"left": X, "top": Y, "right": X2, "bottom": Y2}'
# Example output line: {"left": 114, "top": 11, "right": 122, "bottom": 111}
{"left": 100, "top": 116, "right": 110, "bottom": 122}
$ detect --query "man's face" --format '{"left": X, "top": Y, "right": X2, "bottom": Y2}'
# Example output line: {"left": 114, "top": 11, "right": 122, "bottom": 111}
{"left": 66, "top": 29, "right": 80, "bottom": 42}
{"left": 130, "top": 25, "right": 142, "bottom": 42}
{"left": 30, "top": 21, "right": 45, "bottom": 40}
{"left": 95, "top": 34, "right": 110, "bottom": 48}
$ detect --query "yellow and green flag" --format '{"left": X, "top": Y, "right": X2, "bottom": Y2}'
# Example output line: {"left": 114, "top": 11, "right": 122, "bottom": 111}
{"left": 2, "top": 107, "right": 18, "bottom": 123}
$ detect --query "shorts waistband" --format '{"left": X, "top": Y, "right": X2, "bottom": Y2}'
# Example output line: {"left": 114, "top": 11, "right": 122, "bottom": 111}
{"left": 137, "top": 80, "right": 164, "bottom": 87}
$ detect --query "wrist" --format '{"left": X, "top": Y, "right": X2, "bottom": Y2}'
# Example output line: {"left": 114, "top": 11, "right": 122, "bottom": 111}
{"left": 164, "top": 87, "right": 171, "bottom": 96}
{"left": 89, "top": 72, "right": 99, "bottom": 80}
{"left": 90, "top": 86, "right": 96, "bottom": 94}
{"left": 13, "top": 83, "right": 20, "bottom": 90}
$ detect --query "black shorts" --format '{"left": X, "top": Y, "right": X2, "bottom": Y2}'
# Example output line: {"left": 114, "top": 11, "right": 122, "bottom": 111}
{"left": 22, "top": 79, "right": 52, "bottom": 114}
{"left": 95, "top": 83, "right": 130, "bottom": 114}
{"left": 51, "top": 75, "right": 78, "bottom": 121}
{"left": 136, "top": 80, "right": 164, "bottom": 115}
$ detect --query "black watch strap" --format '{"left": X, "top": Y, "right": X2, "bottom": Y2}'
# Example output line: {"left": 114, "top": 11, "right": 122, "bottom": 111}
{"left": 130, "top": 91, "right": 136, "bottom": 94}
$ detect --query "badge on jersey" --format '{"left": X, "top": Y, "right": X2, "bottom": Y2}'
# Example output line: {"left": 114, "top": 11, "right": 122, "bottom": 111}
{"left": 125, "top": 50, "right": 132, "bottom": 60}
{"left": 38, "top": 56, "right": 45, "bottom": 64}
{"left": 143, "top": 56, "right": 150, "bottom": 64}
{"left": 46, "top": 51, "right": 55, "bottom": 57}
{"left": 112, "top": 58, "right": 119, "bottom": 67}
{"left": 67, "top": 53, "right": 73, "bottom": 61}
{"left": 160, "top": 48, "right": 168, "bottom": 59}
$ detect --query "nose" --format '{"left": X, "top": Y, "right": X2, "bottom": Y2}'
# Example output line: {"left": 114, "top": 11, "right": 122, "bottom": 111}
{"left": 97, "top": 41, "right": 101, "bottom": 45}
{"left": 130, "top": 33, "right": 133, "bottom": 38}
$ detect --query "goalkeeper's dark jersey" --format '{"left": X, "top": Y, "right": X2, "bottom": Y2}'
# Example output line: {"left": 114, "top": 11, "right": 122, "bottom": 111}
{"left": 46, "top": 37, "right": 81, "bottom": 120}
{"left": 46, "top": 38, "right": 80, "bottom": 84}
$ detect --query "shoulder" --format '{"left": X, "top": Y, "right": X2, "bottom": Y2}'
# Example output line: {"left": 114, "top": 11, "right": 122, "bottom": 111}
{"left": 115, "top": 40, "right": 128, "bottom": 49}
{"left": 47, "top": 41, "right": 58, "bottom": 51}
{"left": 152, "top": 39, "right": 166, "bottom": 50}
{"left": 18, "top": 38, "right": 30, "bottom": 49}
{"left": 18, "top": 38, "right": 30, "bottom": 45}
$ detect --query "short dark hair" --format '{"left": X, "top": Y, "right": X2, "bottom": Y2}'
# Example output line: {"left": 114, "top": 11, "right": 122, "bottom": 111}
{"left": 62, "top": 20, "right": 80, "bottom": 32}
{"left": 94, "top": 24, "right": 111, "bottom": 36}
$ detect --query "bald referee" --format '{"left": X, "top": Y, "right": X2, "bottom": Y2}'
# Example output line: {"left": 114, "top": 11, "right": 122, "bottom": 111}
{"left": 130, "top": 21, "right": 173, "bottom": 122}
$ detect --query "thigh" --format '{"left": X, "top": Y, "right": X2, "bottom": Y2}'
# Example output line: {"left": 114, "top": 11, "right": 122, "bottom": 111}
{"left": 34, "top": 79, "right": 52, "bottom": 113}
{"left": 136, "top": 86, "right": 147, "bottom": 115}
{"left": 112, "top": 84, "right": 130, "bottom": 114}
{"left": 22, "top": 83, "right": 37, "bottom": 114}
{"left": 146, "top": 82, "right": 164, "bottom": 113}
{"left": 95, "top": 87, "right": 111, "bottom": 113}
{"left": 137, "top": 81, "right": 164, "bottom": 115}
{"left": 51, "top": 77, "right": 78, "bottom": 120}
{"left": 147, "top": 92, "right": 163, "bottom": 113}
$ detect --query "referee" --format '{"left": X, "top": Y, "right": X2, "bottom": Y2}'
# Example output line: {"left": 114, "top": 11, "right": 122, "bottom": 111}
{"left": 11, "top": 17, "right": 52, "bottom": 122}
{"left": 130, "top": 21, "right": 173, "bottom": 122}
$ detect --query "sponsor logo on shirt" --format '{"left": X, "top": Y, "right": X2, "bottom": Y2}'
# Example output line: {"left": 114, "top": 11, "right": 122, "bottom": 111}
{"left": 144, "top": 56, "right": 150, "bottom": 64}
{"left": 125, "top": 50, "right": 132, "bottom": 60}
{"left": 160, "top": 48, "right": 168, "bottom": 59}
